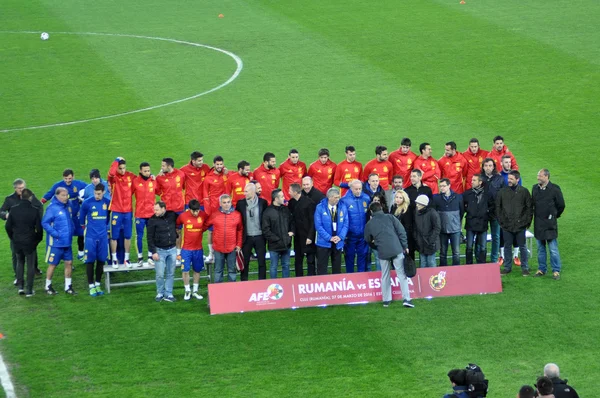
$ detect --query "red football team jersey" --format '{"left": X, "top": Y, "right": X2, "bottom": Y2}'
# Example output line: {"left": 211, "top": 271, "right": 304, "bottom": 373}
{"left": 333, "top": 160, "right": 363, "bottom": 196}
{"left": 388, "top": 150, "right": 417, "bottom": 188}
{"left": 279, "top": 159, "right": 307, "bottom": 200}
{"left": 308, "top": 159, "right": 337, "bottom": 194}
{"left": 177, "top": 210, "right": 208, "bottom": 250}
{"left": 414, "top": 156, "right": 441, "bottom": 194}
{"left": 133, "top": 175, "right": 157, "bottom": 219}
{"left": 439, "top": 153, "right": 468, "bottom": 194}
{"left": 156, "top": 168, "right": 186, "bottom": 212}
{"left": 202, "top": 169, "right": 230, "bottom": 215}
{"left": 253, "top": 164, "right": 281, "bottom": 204}
{"left": 180, "top": 162, "right": 210, "bottom": 204}
{"left": 489, "top": 145, "right": 519, "bottom": 172}
{"left": 228, "top": 172, "right": 253, "bottom": 207}
{"left": 463, "top": 148, "right": 489, "bottom": 190}
{"left": 108, "top": 160, "right": 136, "bottom": 213}
{"left": 362, "top": 159, "right": 394, "bottom": 190}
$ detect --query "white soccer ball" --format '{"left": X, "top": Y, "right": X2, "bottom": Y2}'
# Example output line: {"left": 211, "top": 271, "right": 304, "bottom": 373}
{"left": 41, "top": 32, "right": 49, "bottom": 41}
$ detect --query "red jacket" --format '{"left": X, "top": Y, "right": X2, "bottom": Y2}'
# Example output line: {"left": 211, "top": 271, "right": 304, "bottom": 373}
{"left": 489, "top": 145, "right": 519, "bottom": 172}
{"left": 308, "top": 159, "right": 337, "bottom": 194}
{"left": 202, "top": 169, "right": 230, "bottom": 215}
{"left": 438, "top": 153, "right": 468, "bottom": 194}
{"left": 278, "top": 159, "right": 307, "bottom": 200}
{"left": 180, "top": 162, "right": 210, "bottom": 204}
{"left": 462, "top": 148, "right": 489, "bottom": 190}
{"left": 176, "top": 210, "right": 208, "bottom": 251}
{"left": 156, "top": 168, "right": 186, "bottom": 213}
{"left": 108, "top": 160, "right": 136, "bottom": 213}
{"left": 133, "top": 175, "right": 157, "bottom": 219}
{"left": 388, "top": 150, "right": 417, "bottom": 188}
{"left": 253, "top": 164, "right": 281, "bottom": 204}
{"left": 362, "top": 159, "right": 394, "bottom": 190}
{"left": 228, "top": 172, "right": 253, "bottom": 207}
{"left": 414, "top": 156, "right": 441, "bottom": 194}
{"left": 334, "top": 160, "right": 363, "bottom": 196}
{"left": 206, "top": 209, "right": 242, "bottom": 253}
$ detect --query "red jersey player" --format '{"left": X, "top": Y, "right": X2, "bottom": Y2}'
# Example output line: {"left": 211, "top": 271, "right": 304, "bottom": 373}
{"left": 228, "top": 160, "right": 253, "bottom": 207}
{"left": 180, "top": 151, "right": 210, "bottom": 205}
{"left": 278, "top": 149, "right": 307, "bottom": 201}
{"left": 202, "top": 155, "right": 230, "bottom": 264}
{"left": 462, "top": 138, "right": 489, "bottom": 190}
{"left": 414, "top": 142, "right": 441, "bottom": 194}
{"left": 308, "top": 148, "right": 337, "bottom": 194}
{"left": 362, "top": 146, "right": 394, "bottom": 190}
{"left": 489, "top": 135, "right": 518, "bottom": 172}
{"left": 253, "top": 152, "right": 281, "bottom": 205}
{"left": 176, "top": 199, "right": 208, "bottom": 301}
{"left": 155, "top": 157, "right": 186, "bottom": 213}
{"left": 389, "top": 137, "right": 417, "bottom": 189}
{"left": 334, "top": 145, "right": 363, "bottom": 196}
{"left": 438, "top": 141, "right": 468, "bottom": 194}
{"left": 107, "top": 157, "right": 137, "bottom": 267}
{"left": 132, "top": 162, "right": 157, "bottom": 266}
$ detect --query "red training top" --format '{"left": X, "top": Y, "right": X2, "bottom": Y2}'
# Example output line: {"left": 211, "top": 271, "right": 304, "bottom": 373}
{"left": 279, "top": 159, "right": 307, "bottom": 200}
{"left": 156, "top": 168, "right": 186, "bottom": 213}
{"left": 308, "top": 159, "right": 336, "bottom": 194}
{"left": 362, "top": 158, "right": 394, "bottom": 190}
{"left": 108, "top": 160, "right": 136, "bottom": 213}
{"left": 177, "top": 210, "right": 208, "bottom": 251}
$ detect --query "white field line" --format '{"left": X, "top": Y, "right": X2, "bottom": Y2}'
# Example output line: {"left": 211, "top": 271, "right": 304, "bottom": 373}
{"left": 0, "top": 31, "right": 244, "bottom": 133}
{"left": 0, "top": 349, "right": 17, "bottom": 398}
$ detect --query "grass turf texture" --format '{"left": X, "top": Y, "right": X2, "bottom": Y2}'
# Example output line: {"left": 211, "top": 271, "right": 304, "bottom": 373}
{"left": 1, "top": 0, "right": 599, "bottom": 396}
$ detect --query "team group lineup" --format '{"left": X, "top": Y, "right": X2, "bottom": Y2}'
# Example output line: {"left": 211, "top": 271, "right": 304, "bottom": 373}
{"left": 3, "top": 134, "right": 565, "bottom": 304}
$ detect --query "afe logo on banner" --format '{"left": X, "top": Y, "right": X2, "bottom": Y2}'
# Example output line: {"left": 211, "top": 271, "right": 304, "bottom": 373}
{"left": 249, "top": 284, "right": 284, "bottom": 303}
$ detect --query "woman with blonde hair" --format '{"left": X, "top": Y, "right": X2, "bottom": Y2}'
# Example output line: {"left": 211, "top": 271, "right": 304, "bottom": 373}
{"left": 391, "top": 190, "right": 410, "bottom": 227}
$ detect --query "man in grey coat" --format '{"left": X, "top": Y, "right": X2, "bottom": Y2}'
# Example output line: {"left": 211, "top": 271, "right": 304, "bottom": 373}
{"left": 364, "top": 201, "right": 414, "bottom": 308}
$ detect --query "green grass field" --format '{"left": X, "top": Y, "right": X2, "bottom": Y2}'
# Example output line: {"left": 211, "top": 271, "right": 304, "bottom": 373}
{"left": 1, "top": 0, "right": 599, "bottom": 396}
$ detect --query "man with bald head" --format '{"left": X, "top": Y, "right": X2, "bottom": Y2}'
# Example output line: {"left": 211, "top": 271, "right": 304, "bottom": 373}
{"left": 301, "top": 176, "right": 325, "bottom": 204}
{"left": 235, "top": 183, "right": 268, "bottom": 280}
{"left": 543, "top": 363, "right": 579, "bottom": 398}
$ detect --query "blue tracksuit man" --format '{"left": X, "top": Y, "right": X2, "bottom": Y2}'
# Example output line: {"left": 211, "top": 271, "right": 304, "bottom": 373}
{"left": 340, "top": 190, "right": 371, "bottom": 272}
{"left": 80, "top": 196, "right": 111, "bottom": 263}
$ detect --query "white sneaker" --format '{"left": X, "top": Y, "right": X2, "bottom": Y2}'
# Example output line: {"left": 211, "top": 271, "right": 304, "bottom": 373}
{"left": 111, "top": 260, "right": 119, "bottom": 269}
{"left": 147, "top": 258, "right": 155, "bottom": 267}
{"left": 137, "top": 258, "right": 144, "bottom": 267}
{"left": 125, "top": 260, "right": 132, "bottom": 269}
{"left": 205, "top": 253, "right": 214, "bottom": 264}
{"left": 193, "top": 291, "right": 204, "bottom": 300}
{"left": 184, "top": 291, "right": 191, "bottom": 301}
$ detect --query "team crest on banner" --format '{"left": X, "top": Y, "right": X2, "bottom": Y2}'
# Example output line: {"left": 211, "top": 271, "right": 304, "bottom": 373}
{"left": 429, "top": 271, "right": 447, "bottom": 291}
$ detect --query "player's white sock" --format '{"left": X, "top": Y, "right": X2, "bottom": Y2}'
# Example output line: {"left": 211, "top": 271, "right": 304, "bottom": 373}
{"left": 148, "top": 251, "right": 152, "bottom": 259}
{"left": 208, "top": 244, "right": 214, "bottom": 255}
{"left": 184, "top": 284, "right": 191, "bottom": 292}
{"left": 177, "top": 248, "right": 181, "bottom": 256}
{"left": 125, "top": 252, "right": 130, "bottom": 261}
{"left": 138, "top": 253, "right": 143, "bottom": 260}
{"left": 95, "top": 282, "right": 101, "bottom": 287}
{"left": 89, "top": 283, "right": 95, "bottom": 289}
{"left": 78, "top": 250, "right": 84, "bottom": 257}
{"left": 499, "top": 248, "right": 504, "bottom": 258}
{"left": 193, "top": 283, "right": 199, "bottom": 292}
{"left": 513, "top": 248, "right": 519, "bottom": 258}
{"left": 65, "top": 278, "right": 72, "bottom": 290}
{"left": 46, "top": 279, "right": 52, "bottom": 288}
{"left": 112, "top": 253, "right": 117, "bottom": 262}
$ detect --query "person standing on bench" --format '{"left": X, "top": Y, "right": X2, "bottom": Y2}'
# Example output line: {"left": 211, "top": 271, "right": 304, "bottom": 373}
{"left": 79, "top": 183, "right": 110, "bottom": 297}
{"left": 147, "top": 201, "right": 179, "bottom": 302}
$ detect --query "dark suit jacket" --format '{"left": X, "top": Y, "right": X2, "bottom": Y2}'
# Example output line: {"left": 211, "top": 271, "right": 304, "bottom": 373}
{"left": 5, "top": 200, "right": 43, "bottom": 251}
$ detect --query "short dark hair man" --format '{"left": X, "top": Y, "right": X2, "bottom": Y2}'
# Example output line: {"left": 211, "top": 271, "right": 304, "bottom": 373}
{"left": 463, "top": 174, "right": 493, "bottom": 264}
{"left": 432, "top": 178, "right": 464, "bottom": 266}
{"left": 5, "top": 188, "right": 43, "bottom": 296}
{"left": 480, "top": 157, "right": 505, "bottom": 263}
{"left": 532, "top": 169, "right": 566, "bottom": 280}
{"left": 262, "top": 189, "right": 294, "bottom": 279}
{"left": 497, "top": 170, "right": 532, "bottom": 276}
{"left": 147, "top": 201, "right": 179, "bottom": 302}
{"left": 253, "top": 152, "right": 281, "bottom": 204}
{"left": 443, "top": 369, "right": 468, "bottom": 398}
{"left": 535, "top": 376, "right": 554, "bottom": 398}
{"left": 517, "top": 385, "right": 535, "bottom": 398}
{"left": 415, "top": 142, "right": 441, "bottom": 194}
{"left": 308, "top": 148, "right": 337, "bottom": 194}
{"left": 288, "top": 183, "right": 317, "bottom": 276}
{"left": 362, "top": 145, "right": 394, "bottom": 190}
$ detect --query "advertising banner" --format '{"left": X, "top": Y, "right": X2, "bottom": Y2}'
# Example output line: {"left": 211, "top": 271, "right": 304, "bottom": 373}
{"left": 208, "top": 263, "right": 502, "bottom": 315}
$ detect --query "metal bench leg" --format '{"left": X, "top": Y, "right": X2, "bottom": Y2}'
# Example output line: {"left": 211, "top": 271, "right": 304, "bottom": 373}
{"left": 105, "top": 272, "right": 111, "bottom": 294}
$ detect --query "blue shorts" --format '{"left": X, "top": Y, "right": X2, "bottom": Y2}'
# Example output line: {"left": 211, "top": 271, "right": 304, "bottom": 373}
{"left": 84, "top": 237, "right": 109, "bottom": 263}
{"left": 181, "top": 249, "right": 204, "bottom": 273}
{"left": 110, "top": 212, "right": 132, "bottom": 239}
{"left": 46, "top": 246, "right": 73, "bottom": 266}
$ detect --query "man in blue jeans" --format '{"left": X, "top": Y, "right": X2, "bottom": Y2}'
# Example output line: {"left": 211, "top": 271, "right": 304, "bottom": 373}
{"left": 414, "top": 195, "right": 441, "bottom": 268}
{"left": 147, "top": 201, "right": 178, "bottom": 302}
{"left": 432, "top": 179, "right": 463, "bottom": 266}
{"left": 262, "top": 189, "right": 294, "bottom": 278}
{"left": 532, "top": 169, "right": 565, "bottom": 280}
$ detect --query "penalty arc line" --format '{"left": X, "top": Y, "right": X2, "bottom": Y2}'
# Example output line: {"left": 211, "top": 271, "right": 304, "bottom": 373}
{"left": 0, "top": 349, "right": 16, "bottom": 398}
{"left": 0, "top": 31, "right": 244, "bottom": 133}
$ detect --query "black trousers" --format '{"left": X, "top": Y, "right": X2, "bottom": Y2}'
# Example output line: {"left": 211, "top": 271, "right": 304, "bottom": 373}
{"left": 241, "top": 235, "right": 267, "bottom": 281}
{"left": 15, "top": 247, "right": 37, "bottom": 292}
{"left": 317, "top": 244, "right": 342, "bottom": 275}
{"left": 86, "top": 262, "right": 105, "bottom": 285}
{"left": 11, "top": 240, "right": 40, "bottom": 278}
{"left": 294, "top": 236, "right": 316, "bottom": 277}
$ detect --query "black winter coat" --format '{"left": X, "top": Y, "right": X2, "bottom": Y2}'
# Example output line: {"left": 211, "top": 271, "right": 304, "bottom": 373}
{"left": 288, "top": 195, "right": 316, "bottom": 241}
{"left": 147, "top": 211, "right": 178, "bottom": 253}
{"left": 404, "top": 184, "right": 433, "bottom": 232}
{"left": 5, "top": 200, "right": 43, "bottom": 251}
{"left": 235, "top": 197, "right": 268, "bottom": 244}
{"left": 1, "top": 192, "right": 43, "bottom": 220}
{"left": 532, "top": 182, "right": 565, "bottom": 241}
{"left": 496, "top": 185, "right": 532, "bottom": 233}
{"left": 261, "top": 205, "right": 294, "bottom": 252}
{"left": 463, "top": 188, "right": 494, "bottom": 233}
{"left": 414, "top": 206, "right": 441, "bottom": 255}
